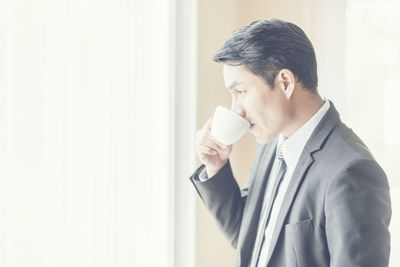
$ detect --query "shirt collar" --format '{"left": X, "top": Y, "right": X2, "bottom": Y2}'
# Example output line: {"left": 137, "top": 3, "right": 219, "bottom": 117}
{"left": 277, "top": 99, "right": 331, "bottom": 170}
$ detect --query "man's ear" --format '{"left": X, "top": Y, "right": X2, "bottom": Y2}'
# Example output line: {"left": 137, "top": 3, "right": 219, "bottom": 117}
{"left": 277, "top": 69, "right": 295, "bottom": 99}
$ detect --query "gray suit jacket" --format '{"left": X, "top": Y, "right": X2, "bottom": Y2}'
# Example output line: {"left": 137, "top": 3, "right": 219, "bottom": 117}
{"left": 190, "top": 102, "right": 391, "bottom": 267}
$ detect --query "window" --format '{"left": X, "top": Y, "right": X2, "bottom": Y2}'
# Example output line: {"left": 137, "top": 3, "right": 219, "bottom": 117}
{"left": 345, "top": 1, "right": 400, "bottom": 266}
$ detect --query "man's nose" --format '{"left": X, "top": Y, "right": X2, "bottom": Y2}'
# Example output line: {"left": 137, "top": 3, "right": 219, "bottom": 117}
{"left": 231, "top": 104, "right": 246, "bottom": 118}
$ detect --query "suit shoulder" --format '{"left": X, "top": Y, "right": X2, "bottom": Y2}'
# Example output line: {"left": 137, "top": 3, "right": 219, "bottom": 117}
{"left": 312, "top": 121, "right": 385, "bottom": 179}
{"left": 324, "top": 121, "right": 374, "bottom": 160}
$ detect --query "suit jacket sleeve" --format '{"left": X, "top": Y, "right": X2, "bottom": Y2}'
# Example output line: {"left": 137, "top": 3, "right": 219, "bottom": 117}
{"left": 189, "top": 159, "right": 254, "bottom": 249}
{"left": 325, "top": 158, "right": 391, "bottom": 267}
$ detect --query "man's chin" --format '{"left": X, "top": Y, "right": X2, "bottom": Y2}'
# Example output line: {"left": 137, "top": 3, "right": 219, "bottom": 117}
{"left": 253, "top": 133, "right": 276, "bottom": 144}
{"left": 254, "top": 135, "right": 270, "bottom": 144}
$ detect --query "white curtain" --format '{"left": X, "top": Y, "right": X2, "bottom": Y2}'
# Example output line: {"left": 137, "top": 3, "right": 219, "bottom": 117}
{"left": 0, "top": 0, "right": 194, "bottom": 266}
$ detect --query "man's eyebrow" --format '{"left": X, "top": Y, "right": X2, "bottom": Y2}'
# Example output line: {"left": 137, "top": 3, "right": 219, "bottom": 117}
{"left": 227, "top": 81, "right": 242, "bottom": 91}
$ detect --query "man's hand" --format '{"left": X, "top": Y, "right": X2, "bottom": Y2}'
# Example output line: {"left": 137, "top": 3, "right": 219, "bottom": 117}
{"left": 195, "top": 118, "right": 233, "bottom": 177}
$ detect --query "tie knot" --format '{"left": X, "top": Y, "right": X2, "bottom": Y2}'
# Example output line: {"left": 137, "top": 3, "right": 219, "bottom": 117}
{"left": 276, "top": 144, "right": 284, "bottom": 160}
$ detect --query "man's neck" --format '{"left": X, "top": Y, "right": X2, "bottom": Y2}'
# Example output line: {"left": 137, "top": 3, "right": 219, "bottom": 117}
{"left": 282, "top": 90, "right": 324, "bottom": 138}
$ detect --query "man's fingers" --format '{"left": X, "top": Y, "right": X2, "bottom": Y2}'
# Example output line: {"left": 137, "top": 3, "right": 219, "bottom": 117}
{"left": 209, "top": 136, "right": 227, "bottom": 149}
{"left": 201, "top": 118, "right": 228, "bottom": 148}
{"left": 199, "top": 144, "right": 218, "bottom": 155}
{"left": 203, "top": 136, "right": 227, "bottom": 151}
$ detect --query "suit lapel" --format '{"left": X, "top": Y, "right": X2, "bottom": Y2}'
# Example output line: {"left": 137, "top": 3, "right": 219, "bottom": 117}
{"left": 237, "top": 138, "right": 277, "bottom": 265}
{"left": 265, "top": 150, "right": 314, "bottom": 264}
{"left": 264, "top": 101, "right": 341, "bottom": 265}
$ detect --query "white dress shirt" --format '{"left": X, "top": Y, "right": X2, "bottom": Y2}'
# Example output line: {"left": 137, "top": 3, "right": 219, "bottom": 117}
{"left": 255, "top": 99, "right": 330, "bottom": 266}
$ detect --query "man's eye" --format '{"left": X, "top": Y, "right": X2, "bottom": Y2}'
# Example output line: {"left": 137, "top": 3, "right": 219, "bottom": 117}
{"left": 238, "top": 90, "right": 246, "bottom": 94}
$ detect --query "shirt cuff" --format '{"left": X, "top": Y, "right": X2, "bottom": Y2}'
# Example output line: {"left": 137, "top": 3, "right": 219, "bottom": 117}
{"left": 198, "top": 168, "right": 210, "bottom": 182}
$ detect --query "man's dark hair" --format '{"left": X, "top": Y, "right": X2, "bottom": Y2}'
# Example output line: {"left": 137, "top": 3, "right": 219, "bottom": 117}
{"left": 214, "top": 19, "right": 318, "bottom": 92}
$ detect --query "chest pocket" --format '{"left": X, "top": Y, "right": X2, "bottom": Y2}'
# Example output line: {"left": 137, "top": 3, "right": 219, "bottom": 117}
{"left": 285, "top": 218, "right": 314, "bottom": 233}
{"left": 284, "top": 219, "right": 316, "bottom": 267}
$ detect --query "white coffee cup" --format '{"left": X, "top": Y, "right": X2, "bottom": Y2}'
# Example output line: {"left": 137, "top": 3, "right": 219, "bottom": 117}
{"left": 211, "top": 106, "right": 250, "bottom": 145}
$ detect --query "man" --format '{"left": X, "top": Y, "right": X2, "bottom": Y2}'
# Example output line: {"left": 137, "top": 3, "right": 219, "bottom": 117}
{"left": 189, "top": 19, "right": 391, "bottom": 267}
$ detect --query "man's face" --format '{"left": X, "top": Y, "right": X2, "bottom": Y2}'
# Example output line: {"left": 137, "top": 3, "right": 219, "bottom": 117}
{"left": 223, "top": 64, "right": 291, "bottom": 144}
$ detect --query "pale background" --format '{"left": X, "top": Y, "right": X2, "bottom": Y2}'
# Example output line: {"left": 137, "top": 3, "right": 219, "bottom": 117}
{"left": 0, "top": 0, "right": 398, "bottom": 266}
{"left": 0, "top": 0, "right": 197, "bottom": 266}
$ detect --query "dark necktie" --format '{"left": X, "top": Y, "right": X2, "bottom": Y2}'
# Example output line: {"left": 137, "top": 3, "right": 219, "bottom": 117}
{"left": 251, "top": 144, "right": 287, "bottom": 267}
